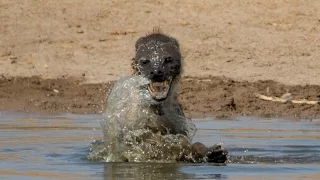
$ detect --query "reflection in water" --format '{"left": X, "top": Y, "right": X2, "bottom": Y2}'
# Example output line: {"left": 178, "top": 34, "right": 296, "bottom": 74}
{"left": 103, "top": 163, "right": 226, "bottom": 180}
{"left": 103, "top": 163, "right": 188, "bottom": 180}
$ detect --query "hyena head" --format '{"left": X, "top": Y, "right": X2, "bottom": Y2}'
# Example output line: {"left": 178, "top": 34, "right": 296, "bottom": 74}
{"left": 132, "top": 30, "right": 182, "bottom": 101}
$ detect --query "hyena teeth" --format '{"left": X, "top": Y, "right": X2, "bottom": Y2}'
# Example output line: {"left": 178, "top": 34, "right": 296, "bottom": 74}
{"left": 149, "top": 83, "right": 156, "bottom": 92}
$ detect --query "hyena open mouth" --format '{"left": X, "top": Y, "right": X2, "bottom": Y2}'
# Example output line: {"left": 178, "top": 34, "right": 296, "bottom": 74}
{"left": 147, "top": 77, "right": 172, "bottom": 101}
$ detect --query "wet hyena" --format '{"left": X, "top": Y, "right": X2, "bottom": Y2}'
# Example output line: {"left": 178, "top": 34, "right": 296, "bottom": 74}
{"left": 98, "top": 29, "right": 227, "bottom": 163}
{"left": 131, "top": 29, "right": 228, "bottom": 163}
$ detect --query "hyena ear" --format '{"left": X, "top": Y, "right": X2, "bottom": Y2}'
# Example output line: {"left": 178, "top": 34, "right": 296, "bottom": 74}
{"left": 135, "top": 39, "right": 141, "bottom": 51}
{"left": 170, "top": 37, "right": 180, "bottom": 49}
{"left": 135, "top": 36, "right": 146, "bottom": 51}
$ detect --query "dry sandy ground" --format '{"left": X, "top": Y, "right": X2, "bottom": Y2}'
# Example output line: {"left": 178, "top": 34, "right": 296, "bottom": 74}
{"left": 0, "top": 0, "right": 320, "bottom": 119}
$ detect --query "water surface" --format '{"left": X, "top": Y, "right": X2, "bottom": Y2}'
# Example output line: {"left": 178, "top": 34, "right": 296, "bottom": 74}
{"left": 0, "top": 112, "right": 319, "bottom": 179}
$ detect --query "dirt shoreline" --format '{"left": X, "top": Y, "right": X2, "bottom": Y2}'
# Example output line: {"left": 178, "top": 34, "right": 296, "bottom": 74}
{"left": 1, "top": 75, "right": 319, "bottom": 119}
{"left": 1, "top": 1, "right": 320, "bottom": 119}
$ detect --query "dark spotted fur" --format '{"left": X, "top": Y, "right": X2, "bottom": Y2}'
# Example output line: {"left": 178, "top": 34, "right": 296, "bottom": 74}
{"left": 130, "top": 30, "right": 228, "bottom": 163}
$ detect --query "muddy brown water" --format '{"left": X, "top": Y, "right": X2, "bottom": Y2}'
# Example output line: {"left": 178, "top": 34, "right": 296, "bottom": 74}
{"left": 0, "top": 112, "right": 319, "bottom": 180}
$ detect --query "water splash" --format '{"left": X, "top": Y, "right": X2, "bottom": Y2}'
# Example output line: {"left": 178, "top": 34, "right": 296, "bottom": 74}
{"left": 88, "top": 76, "right": 196, "bottom": 162}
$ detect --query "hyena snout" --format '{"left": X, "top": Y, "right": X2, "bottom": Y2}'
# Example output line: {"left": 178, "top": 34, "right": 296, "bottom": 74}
{"left": 149, "top": 68, "right": 166, "bottom": 82}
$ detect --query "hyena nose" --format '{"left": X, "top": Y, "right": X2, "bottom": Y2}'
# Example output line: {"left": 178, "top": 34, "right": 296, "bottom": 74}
{"left": 150, "top": 69, "right": 164, "bottom": 81}
{"left": 150, "top": 69, "right": 163, "bottom": 76}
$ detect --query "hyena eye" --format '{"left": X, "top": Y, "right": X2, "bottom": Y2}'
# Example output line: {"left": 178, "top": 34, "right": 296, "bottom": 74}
{"left": 164, "top": 57, "right": 173, "bottom": 63}
{"left": 140, "top": 59, "right": 150, "bottom": 65}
